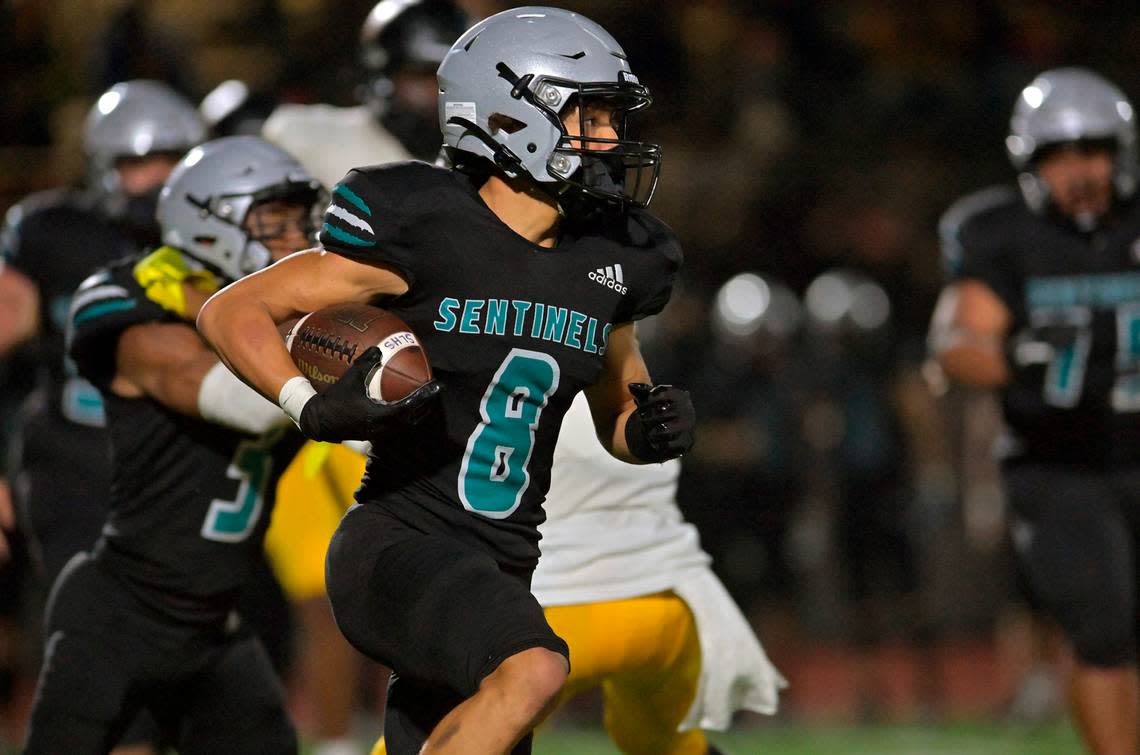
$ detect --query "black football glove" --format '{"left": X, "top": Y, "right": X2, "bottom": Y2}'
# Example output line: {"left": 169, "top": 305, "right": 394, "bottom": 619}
{"left": 298, "top": 346, "right": 441, "bottom": 442}
{"left": 624, "top": 382, "right": 695, "bottom": 462}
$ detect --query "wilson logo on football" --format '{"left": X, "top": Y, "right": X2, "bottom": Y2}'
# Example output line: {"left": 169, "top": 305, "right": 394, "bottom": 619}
{"left": 295, "top": 357, "right": 338, "bottom": 386}
{"left": 588, "top": 264, "right": 628, "bottom": 295}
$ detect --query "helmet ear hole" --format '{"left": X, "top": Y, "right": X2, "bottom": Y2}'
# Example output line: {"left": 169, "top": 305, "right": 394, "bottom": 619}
{"left": 488, "top": 113, "right": 526, "bottom": 134}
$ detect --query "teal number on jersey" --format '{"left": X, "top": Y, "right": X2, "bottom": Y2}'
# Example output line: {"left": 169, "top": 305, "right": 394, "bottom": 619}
{"left": 1030, "top": 306, "right": 1091, "bottom": 409}
{"left": 201, "top": 434, "right": 277, "bottom": 543}
{"left": 1113, "top": 304, "right": 1140, "bottom": 411}
{"left": 1043, "top": 330, "right": 1091, "bottom": 409}
{"left": 1034, "top": 304, "right": 1140, "bottom": 411}
{"left": 61, "top": 356, "right": 106, "bottom": 428}
{"left": 459, "top": 348, "right": 561, "bottom": 519}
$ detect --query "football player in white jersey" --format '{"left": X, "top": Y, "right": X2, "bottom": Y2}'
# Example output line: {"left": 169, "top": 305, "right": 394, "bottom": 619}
{"left": 262, "top": 0, "right": 469, "bottom": 186}
{"left": 530, "top": 391, "right": 786, "bottom": 754}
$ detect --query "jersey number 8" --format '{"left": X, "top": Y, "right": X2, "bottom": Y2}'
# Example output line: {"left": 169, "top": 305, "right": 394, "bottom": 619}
{"left": 459, "top": 349, "right": 561, "bottom": 519}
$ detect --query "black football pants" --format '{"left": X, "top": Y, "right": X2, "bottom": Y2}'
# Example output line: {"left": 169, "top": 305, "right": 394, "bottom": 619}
{"left": 23, "top": 553, "right": 296, "bottom": 755}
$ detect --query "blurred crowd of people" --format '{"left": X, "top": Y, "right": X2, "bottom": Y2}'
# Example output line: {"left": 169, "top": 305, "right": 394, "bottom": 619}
{"left": 5, "top": 0, "right": 1140, "bottom": 739}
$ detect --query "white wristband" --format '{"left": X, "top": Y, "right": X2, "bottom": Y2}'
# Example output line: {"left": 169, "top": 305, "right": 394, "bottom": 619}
{"left": 198, "top": 362, "right": 290, "bottom": 435}
{"left": 278, "top": 375, "right": 318, "bottom": 427}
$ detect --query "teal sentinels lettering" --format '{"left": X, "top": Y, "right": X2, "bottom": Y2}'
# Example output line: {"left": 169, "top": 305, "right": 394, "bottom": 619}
{"left": 434, "top": 297, "right": 611, "bottom": 354}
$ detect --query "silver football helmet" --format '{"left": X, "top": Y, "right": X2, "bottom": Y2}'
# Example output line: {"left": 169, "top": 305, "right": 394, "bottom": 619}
{"left": 438, "top": 6, "right": 660, "bottom": 206}
{"left": 1007, "top": 67, "right": 1137, "bottom": 213}
{"left": 361, "top": 0, "right": 469, "bottom": 160}
{"left": 157, "top": 136, "right": 324, "bottom": 282}
{"left": 361, "top": 0, "right": 468, "bottom": 106}
{"left": 83, "top": 80, "right": 206, "bottom": 200}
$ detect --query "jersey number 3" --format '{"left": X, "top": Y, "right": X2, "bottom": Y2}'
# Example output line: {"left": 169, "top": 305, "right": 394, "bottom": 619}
{"left": 201, "top": 434, "right": 277, "bottom": 543}
{"left": 459, "top": 349, "right": 561, "bottom": 519}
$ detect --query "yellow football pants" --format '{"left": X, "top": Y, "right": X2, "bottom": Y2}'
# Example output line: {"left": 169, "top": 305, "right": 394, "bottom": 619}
{"left": 371, "top": 592, "right": 707, "bottom": 755}
{"left": 265, "top": 442, "right": 367, "bottom": 600}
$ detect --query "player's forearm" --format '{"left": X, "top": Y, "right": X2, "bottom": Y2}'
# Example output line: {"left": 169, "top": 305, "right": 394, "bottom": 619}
{"left": 929, "top": 282, "right": 1012, "bottom": 389}
{"left": 0, "top": 268, "right": 40, "bottom": 356}
{"left": 197, "top": 291, "right": 302, "bottom": 403}
{"left": 602, "top": 408, "right": 645, "bottom": 463}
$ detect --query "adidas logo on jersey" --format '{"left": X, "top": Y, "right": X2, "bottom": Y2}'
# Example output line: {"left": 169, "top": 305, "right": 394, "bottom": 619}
{"left": 588, "top": 265, "right": 628, "bottom": 295}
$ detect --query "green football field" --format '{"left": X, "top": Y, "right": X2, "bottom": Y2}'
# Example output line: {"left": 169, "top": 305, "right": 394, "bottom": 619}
{"left": 531, "top": 720, "right": 1082, "bottom": 754}
{"left": 0, "top": 720, "right": 1083, "bottom": 755}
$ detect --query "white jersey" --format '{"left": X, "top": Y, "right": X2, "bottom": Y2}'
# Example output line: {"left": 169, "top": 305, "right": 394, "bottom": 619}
{"left": 261, "top": 104, "right": 411, "bottom": 188}
{"left": 533, "top": 394, "right": 787, "bottom": 725}
{"left": 531, "top": 393, "right": 711, "bottom": 606}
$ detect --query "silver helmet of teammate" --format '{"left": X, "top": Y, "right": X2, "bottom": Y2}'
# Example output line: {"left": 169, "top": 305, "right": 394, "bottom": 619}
{"left": 438, "top": 6, "right": 661, "bottom": 206}
{"left": 361, "top": 0, "right": 468, "bottom": 109}
{"left": 1007, "top": 67, "right": 1137, "bottom": 213}
{"left": 84, "top": 80, "right": 206, "bottom": 210}
{"left": 360, "top": 0, "right": 469, "bottom": 160}
{"left": 157, "top": 136, "right": 324, "bottom": 281}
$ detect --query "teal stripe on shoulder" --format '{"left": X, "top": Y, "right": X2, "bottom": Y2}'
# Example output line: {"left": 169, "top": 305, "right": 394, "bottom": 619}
{"left": 73, "top": 298, "right": 137, "bottom": 326}
{"left": 334, "top": 184, "right": 372, "bottom": 217}
{"left": 322, "top": 223, "right": 375, "bottom": 248}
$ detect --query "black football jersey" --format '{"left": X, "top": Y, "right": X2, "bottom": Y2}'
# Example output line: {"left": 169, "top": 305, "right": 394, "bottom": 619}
{"left": 2, "top": 188, "right": 136, "bottom": 427}
{"left": 944, "top": 186, "right": 1140, "bottom": 464}
{"left": 68, "top": 255, "right": 302, "bottom": 622}
{"left": 318, "top": 162, "right": 681, "bottom": 568}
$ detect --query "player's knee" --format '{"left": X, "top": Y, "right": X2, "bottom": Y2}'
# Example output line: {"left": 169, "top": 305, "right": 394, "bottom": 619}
{"left": 487, "top": 647, "right": 568, "bottom": 716}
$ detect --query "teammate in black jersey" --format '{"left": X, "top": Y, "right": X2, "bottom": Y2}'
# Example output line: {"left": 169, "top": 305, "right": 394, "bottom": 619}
{"left": 199, "top": 7, "right": 696, "bottom": 754}
{"left": 1, "top": 80, "right": 202, "bottom": 755}
{"left": 1, "top": 80, "right": 205, "bottom": 588}
{"left": 931, "top": 68, "right": 1140, "bottom": 754}
{"left": 22, "top": 136, "right": 325, "bottom": 755}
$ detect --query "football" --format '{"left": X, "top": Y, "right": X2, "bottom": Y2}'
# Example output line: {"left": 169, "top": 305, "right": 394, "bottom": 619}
{"left": 287, "top": 303, "right": 431, "bottom": 402}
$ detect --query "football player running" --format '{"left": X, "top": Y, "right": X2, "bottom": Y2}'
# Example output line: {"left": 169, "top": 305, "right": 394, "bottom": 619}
{"left": 23, "top": 136, "right": 324, "bottom": 755}
{"left": 1, "top": 80, "right": 204, "bottom": 588}
{"left": 198, "top": 7, "right": 695, "bottom": 755}
{"left": 931, "top": 68, "right": 1140, "bottom": 755}
{"left": 260, "top": 5, "right": 470, "bottom": 752}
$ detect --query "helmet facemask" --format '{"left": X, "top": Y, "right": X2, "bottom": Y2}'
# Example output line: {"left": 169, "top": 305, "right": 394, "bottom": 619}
{"left": 182, "top": 182, "right": 324, "bottom": 281}
{"left": 1026, "top": 137, "right": 1119, "bottom": 232}
{"left": 489, "top": 63, "right": 661, "bottom": 207}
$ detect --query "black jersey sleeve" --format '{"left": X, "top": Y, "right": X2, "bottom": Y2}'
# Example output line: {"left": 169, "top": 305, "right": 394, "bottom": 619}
{"left": 67, "top": 259, "right": 175, "bottom": 391}
{"left": 1, "top": 189, "right": 69, "bottom": 280}
{"left": 617, "top": 208, "right": 683, "bottom": 323}
{"left": 1, "top": 199, "right": 27, "bottom": 268}
{"left": 317, "top": 162, "right": 440, "bottom": 286}
{"left": 939, "top": 186, "right": 1021, "bottom": 309}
